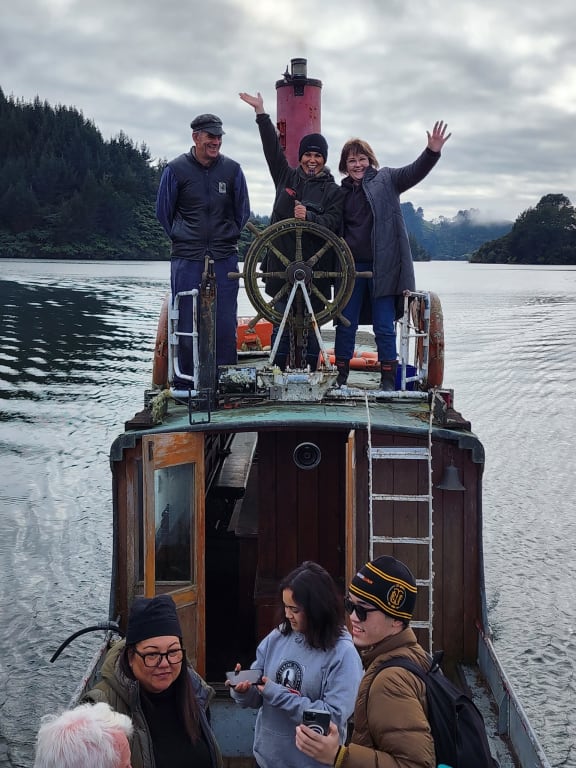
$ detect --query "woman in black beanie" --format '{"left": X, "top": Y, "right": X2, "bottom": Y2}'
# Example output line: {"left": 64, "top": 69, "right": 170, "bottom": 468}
{"left": 83, "top": 594, "right": 222, "bottom": 768}
{"left": 239, "top": 90, "right": 344, "bottom": 371}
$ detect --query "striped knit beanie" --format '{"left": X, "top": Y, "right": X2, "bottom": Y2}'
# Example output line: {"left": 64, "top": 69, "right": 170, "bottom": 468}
{"left": 349, "top": 555, "right": 416, "bottom": 621}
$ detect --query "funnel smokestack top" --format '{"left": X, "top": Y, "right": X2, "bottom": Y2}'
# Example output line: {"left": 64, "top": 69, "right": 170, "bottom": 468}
{"left": 277, "top": 58, "right": 322, "bottom": 89}
{"left": 275, "top": 58, "right": 323, "bottom": 166}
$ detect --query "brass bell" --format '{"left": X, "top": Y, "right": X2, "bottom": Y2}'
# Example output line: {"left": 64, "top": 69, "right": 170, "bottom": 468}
{"left": 436, "top": 462, "right": 466, "bottom": 491}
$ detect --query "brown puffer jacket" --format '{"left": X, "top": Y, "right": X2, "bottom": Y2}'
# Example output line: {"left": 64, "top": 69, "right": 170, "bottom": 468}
{"left": 342, "top": 628, "right": 435, "bottom": 768}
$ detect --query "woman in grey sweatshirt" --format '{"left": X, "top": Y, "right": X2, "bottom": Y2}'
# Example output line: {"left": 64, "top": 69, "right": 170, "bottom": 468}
{"left": 229, "top": 561, "right": 363, "bottom": 768}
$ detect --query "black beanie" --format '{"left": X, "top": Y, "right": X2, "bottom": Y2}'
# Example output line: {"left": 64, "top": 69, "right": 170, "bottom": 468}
{"left": 298, "top": 133, "right": 328, "bottom": 161}
{"left": 126, "top": 594, "right": 182, "bottom": 644}
{"left": 349, "top": 556, "right": 417, "bottom": 621}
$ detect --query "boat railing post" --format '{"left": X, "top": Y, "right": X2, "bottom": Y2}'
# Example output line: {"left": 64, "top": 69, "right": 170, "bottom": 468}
{"left": 169, "top": 289, "right": 199, "bottom": 395}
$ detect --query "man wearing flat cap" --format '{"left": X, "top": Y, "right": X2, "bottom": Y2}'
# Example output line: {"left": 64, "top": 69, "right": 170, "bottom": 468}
{"left": 156, "top": 113, "right": 250, "bottom": 386}
{"left": 295, "top": 555, "right": 435, "bottom": 768}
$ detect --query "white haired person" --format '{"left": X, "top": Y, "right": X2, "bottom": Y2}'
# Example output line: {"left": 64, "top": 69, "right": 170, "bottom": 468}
{"left": 33, "top": 701, "right": 133, "bottom": 768}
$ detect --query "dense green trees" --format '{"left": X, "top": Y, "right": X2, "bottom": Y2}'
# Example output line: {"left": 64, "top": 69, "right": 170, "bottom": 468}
{"left": 0, "top": 88, "right": 168, "bottom": 259}
{"left": 470, "top": 194, "right": 576, "bottom": 264}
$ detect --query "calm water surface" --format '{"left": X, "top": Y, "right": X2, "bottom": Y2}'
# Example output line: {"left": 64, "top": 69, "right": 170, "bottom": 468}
{"left": 0, "top": 260, "right": 575, "bottom": 767}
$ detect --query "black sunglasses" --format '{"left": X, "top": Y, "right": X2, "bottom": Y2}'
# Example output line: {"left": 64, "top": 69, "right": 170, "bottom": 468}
{"left": 344, "top": 596, "right": 381, "bottom": 622}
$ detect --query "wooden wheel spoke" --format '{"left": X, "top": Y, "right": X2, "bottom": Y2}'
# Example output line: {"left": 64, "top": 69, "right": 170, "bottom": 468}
{"left": 294, "top": 227, "right": 304, "bottom": 261}
{"left": 259, "top": 270, "right": 287, "bottom": 280}
{"left": 267, "top": 243, "right": 293, "bottom": 268}
{"left": 270, "top": 284, "right": 290, "bottom": 304}
{"left": 310, "top": 284, "right": 330, "bottom": 304}
{"left": 305, "top": 241, "right": 333, "bottom": 269}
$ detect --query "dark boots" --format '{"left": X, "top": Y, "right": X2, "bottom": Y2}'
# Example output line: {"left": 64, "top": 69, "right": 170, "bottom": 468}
{"left": 335, "top": 357, "right": 350, "bottom": 387}
{"left": 379, "top": 360, "right": 398, "bottom": 391}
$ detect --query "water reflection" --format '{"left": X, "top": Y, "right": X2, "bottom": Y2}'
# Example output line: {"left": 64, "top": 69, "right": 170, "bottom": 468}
{"left": 0, "top": 262, "right": 575, "bottom": 767}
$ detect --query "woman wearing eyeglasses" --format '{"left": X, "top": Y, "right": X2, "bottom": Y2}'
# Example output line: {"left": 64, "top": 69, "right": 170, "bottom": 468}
{"left": 83, "top": 594, "right": 222, "bottom": 768}
{"left": 333, "top": 123, "right": 451, "bottom": 390}
{"left": 228, "top": 561, "right": 363, "bottom": 768}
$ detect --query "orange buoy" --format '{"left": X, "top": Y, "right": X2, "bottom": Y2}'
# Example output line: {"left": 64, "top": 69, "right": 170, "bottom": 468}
{"left": 152, "top": 294, "right": 169, "bottom": 389}
{"left": 327, "top": 350, "right": 380, "bottom": 370}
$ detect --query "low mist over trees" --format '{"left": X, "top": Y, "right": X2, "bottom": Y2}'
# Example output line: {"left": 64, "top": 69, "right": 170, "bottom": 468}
{"left": 401, "top": 203, "right": 513, "bottom": 260}
{"left": 470, "top": 194, "right": 576, "bottom": 264}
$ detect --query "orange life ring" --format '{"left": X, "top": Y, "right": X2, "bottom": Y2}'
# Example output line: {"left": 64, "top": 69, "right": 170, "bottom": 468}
{"left": 152, "top": 294, "right": 169, "bottom": 389}
{"left": 413, "top": 292, "right": 444, "bottom": 388}
{"left": 327, "top": 350, "right": 380, "bottom": 370}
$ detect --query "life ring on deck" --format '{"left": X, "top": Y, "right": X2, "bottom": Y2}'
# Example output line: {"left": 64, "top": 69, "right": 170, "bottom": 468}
{"left": 413, "top": 292, "right": 444, "bottom": 388}
{"left": 327, "top": 350, "right": 380, "bottom": 370}
{"left": 152, "top": 294, "right": 169, "bottom": 389}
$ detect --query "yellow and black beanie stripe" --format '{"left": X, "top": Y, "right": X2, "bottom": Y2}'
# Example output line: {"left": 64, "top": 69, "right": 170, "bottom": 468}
{"left": 349, "top": 556, "right": 417, "bottom": 620}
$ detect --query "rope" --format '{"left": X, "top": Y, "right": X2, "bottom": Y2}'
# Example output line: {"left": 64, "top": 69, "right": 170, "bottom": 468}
{"left": 365, "top": 391, "right": 374, "bottom": 560}
{"left": 426, "top": 389, "right": 437, "bottom": 653}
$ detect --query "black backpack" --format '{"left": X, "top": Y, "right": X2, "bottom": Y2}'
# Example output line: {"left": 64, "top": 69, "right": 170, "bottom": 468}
{"left": 371, "top": 651, "right": 499, "bottom": 768}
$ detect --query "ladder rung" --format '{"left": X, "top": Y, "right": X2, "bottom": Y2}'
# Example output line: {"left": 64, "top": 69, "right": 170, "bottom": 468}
{"left": 372, "top": 493, "right": 431, "bottom": 502}
{"left": 371, "top": 536, "right": 430, "bottom": 545}
{"left": 415, "top": 579, "right": 430, "bottom": 587}
{"left": 411, "top": 620, "right": 432, "bottom": 630}
{"left": 371, "top": 446, "right": 430, "bottom": 460}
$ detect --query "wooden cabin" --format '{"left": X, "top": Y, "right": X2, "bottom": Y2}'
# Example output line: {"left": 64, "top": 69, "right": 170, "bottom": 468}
{"left": 110, "top": 387, "right": 484, "bottom": 697}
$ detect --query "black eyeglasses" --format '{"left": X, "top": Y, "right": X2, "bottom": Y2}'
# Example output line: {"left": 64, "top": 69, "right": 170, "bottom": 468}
{"left": 133, "top": 648, "right": 185, "bottom": 668}
{"left": 344, "top": 596, "right": 381, "bottom": 622}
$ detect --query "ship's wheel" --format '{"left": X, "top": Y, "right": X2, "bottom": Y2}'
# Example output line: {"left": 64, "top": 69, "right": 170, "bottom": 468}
{"left": 229, "top": 220, "right": 359, "bottom": 360}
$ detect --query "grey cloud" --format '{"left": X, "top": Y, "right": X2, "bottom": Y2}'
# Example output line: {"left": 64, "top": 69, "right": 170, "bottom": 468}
{"left": 1, "top": 0, "right": 575, "bottom": 220}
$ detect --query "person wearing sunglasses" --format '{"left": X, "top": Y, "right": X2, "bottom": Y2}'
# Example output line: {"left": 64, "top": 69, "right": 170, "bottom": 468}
{"left": 83, "top": 594, "right": 222, "bottom": 768}
{"left": 296, "top": 556, "right": 435, "bottom": 768}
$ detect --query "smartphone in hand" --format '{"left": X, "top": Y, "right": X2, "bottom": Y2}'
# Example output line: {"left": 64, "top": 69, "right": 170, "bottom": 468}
{"left": 302, "top": 709, "right": 330, "bottom": 735}
{"left": 226, "top": 669, "right": 264, "bottom": 687}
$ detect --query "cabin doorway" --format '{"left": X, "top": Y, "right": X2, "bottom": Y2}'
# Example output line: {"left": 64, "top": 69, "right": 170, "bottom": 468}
{"left": 204, "top": 428, "right": 351, "bottom": 683}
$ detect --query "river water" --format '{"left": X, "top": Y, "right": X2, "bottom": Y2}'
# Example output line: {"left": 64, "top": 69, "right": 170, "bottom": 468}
{"left": 0, "top": 260, "right": 574, "bottom": 767}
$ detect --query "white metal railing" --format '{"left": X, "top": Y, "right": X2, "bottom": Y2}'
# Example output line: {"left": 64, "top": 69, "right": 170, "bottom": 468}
{"left": 168, "top": 289, "right": 200, "bottom": 397}
{"left": 397, "top": 290, "right": 431, "bottom": 391}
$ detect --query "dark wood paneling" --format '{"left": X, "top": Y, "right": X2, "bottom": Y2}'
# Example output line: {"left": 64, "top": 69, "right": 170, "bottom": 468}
{"left": 355, "top": 430, "right": 482, "bottom": 666}
{"left": 255, "top": 429, "right": 347, "bottom": 639}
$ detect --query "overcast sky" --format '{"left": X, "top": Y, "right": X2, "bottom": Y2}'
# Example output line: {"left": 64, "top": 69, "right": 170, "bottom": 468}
{"left": 2, "top": 0, "right": 575, "bottom": 222}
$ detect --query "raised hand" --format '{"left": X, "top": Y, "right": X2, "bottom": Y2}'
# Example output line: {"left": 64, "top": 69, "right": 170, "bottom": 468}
{"left": 426, "top": 121, "right": 451, "bottom": 152}
{"left": 239, "top": 91, "right": 265, "bottom": 115}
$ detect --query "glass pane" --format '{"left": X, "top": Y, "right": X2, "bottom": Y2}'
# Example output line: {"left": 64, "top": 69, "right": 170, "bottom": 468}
{"left": 154, "top": 463, "right": 194, "bottom": 581}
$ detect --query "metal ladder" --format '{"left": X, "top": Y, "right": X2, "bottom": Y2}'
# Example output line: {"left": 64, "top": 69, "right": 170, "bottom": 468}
{"left": 366, "top": 395, "right": 435, "bottom": 651}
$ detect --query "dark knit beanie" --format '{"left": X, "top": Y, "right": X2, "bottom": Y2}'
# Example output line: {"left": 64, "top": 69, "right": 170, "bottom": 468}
{"left": 126, "top": 594, "right": 182, "bottom": 644}
{"left": 298, "top": 133, "right": 328, "bottom": 161}
{"left": 349, "top": 556, "right": 417, "bottom": 621}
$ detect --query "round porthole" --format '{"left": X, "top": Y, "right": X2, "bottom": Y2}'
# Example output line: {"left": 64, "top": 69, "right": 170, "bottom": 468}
{"left": 293, "top": 442, "right": 321, "bottom": 470}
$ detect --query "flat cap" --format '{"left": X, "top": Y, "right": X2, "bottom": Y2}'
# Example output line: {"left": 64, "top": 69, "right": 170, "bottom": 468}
{"left": 190, "top": 113, "right": 225, "bottom": 135}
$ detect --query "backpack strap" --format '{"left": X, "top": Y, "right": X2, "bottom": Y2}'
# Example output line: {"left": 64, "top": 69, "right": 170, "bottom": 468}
{"left": 372, "top": 652, "right": 437, "bottom": 683}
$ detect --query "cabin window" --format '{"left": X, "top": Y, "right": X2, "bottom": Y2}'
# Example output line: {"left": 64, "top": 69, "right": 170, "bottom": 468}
{"left": 153, "top": 463, "right": 194, "bottom": 581}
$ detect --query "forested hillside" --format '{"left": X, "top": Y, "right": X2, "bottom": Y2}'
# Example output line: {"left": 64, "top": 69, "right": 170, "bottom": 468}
{"left": 0, "top": 88, "right": 169, "bottom": 259}
{"left": 470, "top": 194, "right": 576, "bottom": 264}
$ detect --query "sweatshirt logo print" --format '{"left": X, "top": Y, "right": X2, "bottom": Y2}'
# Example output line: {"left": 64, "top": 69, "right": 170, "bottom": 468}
{"left": 276, "top": 660, "right": 303, "bottom": 692}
